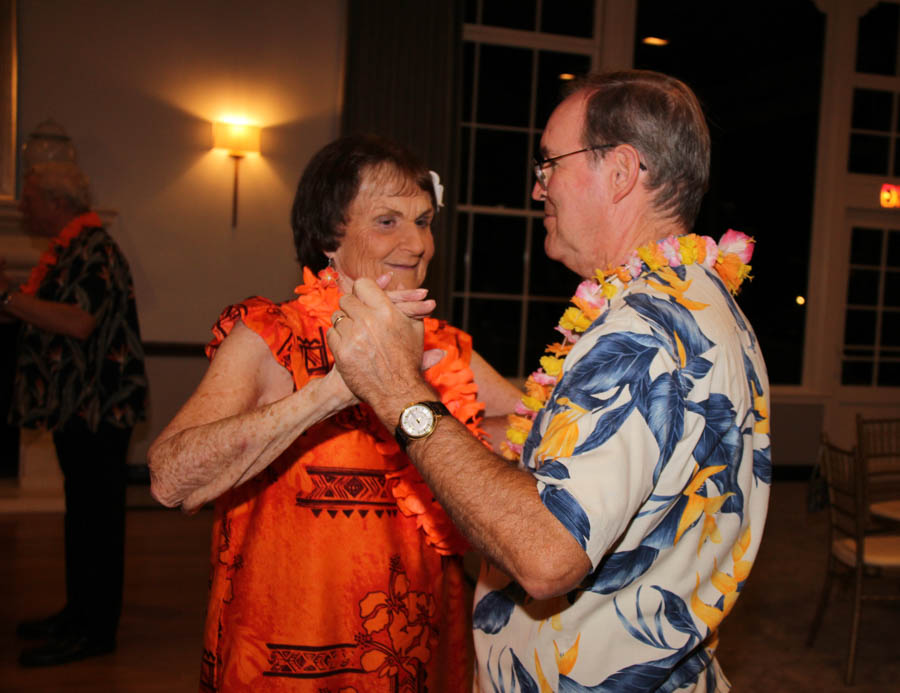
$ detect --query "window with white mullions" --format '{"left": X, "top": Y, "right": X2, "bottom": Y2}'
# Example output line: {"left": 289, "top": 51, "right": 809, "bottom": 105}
{"left": 843, "top": 226, "right": 900, "bottom": 386}
{"left": 454, "top": 0, "right": 598, "bottom": 378}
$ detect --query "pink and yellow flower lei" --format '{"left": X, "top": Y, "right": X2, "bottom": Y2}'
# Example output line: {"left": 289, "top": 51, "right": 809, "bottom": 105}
{"left": 501, "top": 230, "right": 755, "bottom": 461}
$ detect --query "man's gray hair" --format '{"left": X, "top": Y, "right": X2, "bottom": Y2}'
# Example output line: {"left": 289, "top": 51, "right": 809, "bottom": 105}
{"left": 567, "top": 70, "right": 710, "bottom": 230}
{"left": 26, "top": 162, "right": 92, "bottom": 213}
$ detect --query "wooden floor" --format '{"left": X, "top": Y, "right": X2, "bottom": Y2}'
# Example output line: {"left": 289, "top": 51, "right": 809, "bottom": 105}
{"left": 0, "top": 497, "right": 212, "bottom": 693}
{"left": 1, "top": 482, "right": 898, "bottom": 692}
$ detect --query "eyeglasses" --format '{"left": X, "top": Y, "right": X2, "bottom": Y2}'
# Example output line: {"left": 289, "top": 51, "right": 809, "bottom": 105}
{"left": 533, "top": 144, "right": 647, "bottom": 190}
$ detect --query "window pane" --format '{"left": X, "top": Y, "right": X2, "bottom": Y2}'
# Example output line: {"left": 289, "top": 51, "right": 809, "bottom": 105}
{"left": 842, "top": 360, "right": 874, "bottom": 385}
{"left": 525, "top": 299, "right": 571, "bottom": 377}
{"left": 466, "top": 297, "right": 522, "bottom": 376}
{"left": 470, "top": 215, "right": 526, "bottom": 294}
{"left": 540, "top": 0, "right": 594, "bottom": 38}
{"left": 851, "top": 88, "right": 893, "bottom": 131}
{"left": 462, "top": 43, "right": 475, "bottom": 122}
{"left": 845, "top": 309, "right": 877, "bottom": 345}
{"left": 472, "top": 129, "right": 528, "bottom": 208}
{"left": 849, "top": 133, "right": 890, "bottom": 174}
{"left": 847, "top": 268, "right": 880, "bottom": 305}
{"left": 482, "top": 0, "right": 536, "bottom": 32}
{"left": 634, "top": 0, "right": 823, "bottom": 386}
{"left": 476, "top": 44, "right": 533, "bottom": 127}
{"left": 529, "top": 227, "right": 581, "bottom": 298}
{"left": 888, "top": 229, "right": 900, "bottom": 267}
{"left": 536, "top": 51, "right": 592, "bottom": 130}
{"left": 530, "top": 132, "right": 544, "bottom": 211}
{"left": 464, "top": 0, "right": 478, "bottom": 24}
{"left": 885, "top": 272, "right": 900, "bottom": 307}
{"left": 857, "top": 2, "right": 899, "bottom": 76}
{"left": 878, "top": 360, "right": 900, "bottom": 386}
{"left": 851, "top": 227, "right": 883, "bottom": 265}
{"left": 459, "top": 126, "right": 472, "bottom": 205}
{"left": 454, "top": 213, "right": 470, "bottom": 292}
{"left": 882, "top": 311, "right": 900, "bottom": 346}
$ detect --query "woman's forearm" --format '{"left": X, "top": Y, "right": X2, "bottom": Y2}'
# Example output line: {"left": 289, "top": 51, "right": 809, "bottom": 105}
{"left": 149, "top": 373, "right": 351, "bottom": 512}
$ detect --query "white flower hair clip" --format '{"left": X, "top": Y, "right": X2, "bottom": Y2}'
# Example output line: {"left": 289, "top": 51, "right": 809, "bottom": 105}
{"left": 429, "top": 170, "right": 444, "bottom": 209}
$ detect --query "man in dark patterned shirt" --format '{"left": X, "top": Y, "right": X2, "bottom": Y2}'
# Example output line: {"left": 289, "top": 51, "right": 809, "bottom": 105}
{"left": 1, "top": 162, "right": 147, "bottom": 667}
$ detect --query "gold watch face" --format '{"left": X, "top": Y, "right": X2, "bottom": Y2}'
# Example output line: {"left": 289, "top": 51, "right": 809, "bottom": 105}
{"left": 400, "top": 403, "right": 437, "bottom": 439}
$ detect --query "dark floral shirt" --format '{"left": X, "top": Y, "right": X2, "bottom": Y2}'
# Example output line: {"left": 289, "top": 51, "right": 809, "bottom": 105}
{"left": 10, "top": 224, "right": 147, "bottom": 432}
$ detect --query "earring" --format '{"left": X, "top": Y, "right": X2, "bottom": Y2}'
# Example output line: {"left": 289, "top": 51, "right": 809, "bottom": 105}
{"left": 327, "top": 255, "right": 335, "bottom": 269}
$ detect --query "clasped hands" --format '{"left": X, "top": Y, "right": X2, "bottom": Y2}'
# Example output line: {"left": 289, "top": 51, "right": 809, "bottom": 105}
{"left": 324, "top": 274, "right": 440, "bottom": 413}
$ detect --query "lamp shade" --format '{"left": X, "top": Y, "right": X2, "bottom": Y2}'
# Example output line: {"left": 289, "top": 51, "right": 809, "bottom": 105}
{"left": 213, "top": 122, "right": 261, "bottom": 155}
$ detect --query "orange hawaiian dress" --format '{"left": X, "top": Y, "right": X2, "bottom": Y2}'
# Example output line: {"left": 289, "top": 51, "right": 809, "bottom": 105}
{"left": 199, "top": 269, "right": 482, "bottom": 693}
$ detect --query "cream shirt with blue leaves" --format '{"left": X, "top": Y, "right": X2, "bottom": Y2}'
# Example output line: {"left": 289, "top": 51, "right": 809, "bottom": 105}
{"left": 473, "top": 262, "right": 771, "bottom": 692}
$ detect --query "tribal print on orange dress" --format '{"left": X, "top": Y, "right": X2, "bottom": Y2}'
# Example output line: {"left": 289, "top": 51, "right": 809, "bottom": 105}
{"left": 199, "top": 268, "right": 480, "bottom": 692}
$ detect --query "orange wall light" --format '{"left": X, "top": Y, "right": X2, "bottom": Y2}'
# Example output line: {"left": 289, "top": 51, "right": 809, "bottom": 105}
{"left": 880, "top": 183, "right": 900, "bottom": 209}
{"left": 213, "top": 122, "right": 261, "bottom": 227}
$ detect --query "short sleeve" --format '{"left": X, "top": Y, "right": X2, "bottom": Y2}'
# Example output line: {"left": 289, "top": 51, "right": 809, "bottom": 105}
{"left": 206, "top": 298, "right": 296, "bottom": 372}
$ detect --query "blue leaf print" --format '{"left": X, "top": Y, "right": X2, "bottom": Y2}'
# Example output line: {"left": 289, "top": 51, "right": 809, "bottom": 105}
{"left": 636, "top": 372, "right": 685, "bottom": 484}
{"left": 511, "top": 650, "right": 540, "bottom": 693}
{"left": 556, "top": 587, "right": 704, "bottom": 692}
{"left": 701, "top": 265, "right": 756, "bottom": 348}
{"left": 473, "top": 590, "right": 516, "bottom": 634}
{"left": 557, "top": 332, "right": 663, "bottom": 410}
{"left": 624, "top": 294, "right": 714, "bottom": 368}
{"left": 486, "top": 647, "right": 539, "bottom": 693}
{"left": 573, "top": 396, "right": 637, "bottom": 456}
{"left": 743, "top": 351, "right": 764, "bottom": 408}
{"left": 687, "top": 394, "right": 745, "bottom": 518}
{"left": 541, "top": 485, "right": 591, "bottom": 550}
{"left": 584, "top": 545, "right": 659, "bottom": 595}
{"left": 642, "top": 495, "right": 691, "bottom": 549}
{"left": 535, "top": 459, "right": 571, "bottom": 480}
{"left": 651, "top": 585, "right": 699, "bottom": 637}
{"left": 754, "top": 446, "right": 772, "bottom": 484}
{"left": 682, "top": 355, "right": 713, "bottom": 382}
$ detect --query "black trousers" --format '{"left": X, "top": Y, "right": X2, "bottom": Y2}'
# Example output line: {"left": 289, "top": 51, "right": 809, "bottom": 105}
{"left": 52, "top": 419, "right": 132, "bottom": 641}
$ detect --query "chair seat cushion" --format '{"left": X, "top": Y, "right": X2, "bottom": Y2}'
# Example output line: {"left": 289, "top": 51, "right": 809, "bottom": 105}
{"left": 834, "top": 535, "right": 900, "bottom": 567}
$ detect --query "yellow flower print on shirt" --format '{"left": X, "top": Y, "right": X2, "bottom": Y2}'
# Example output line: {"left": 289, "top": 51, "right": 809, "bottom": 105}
{"left": 691, "top": 526, "right": 754, "bottom": 631}
{"left": 535, "top": 398, "right": 587, "bottom": 464}
{"left": 674, "top": 464, "right": 734, "bottom": 553}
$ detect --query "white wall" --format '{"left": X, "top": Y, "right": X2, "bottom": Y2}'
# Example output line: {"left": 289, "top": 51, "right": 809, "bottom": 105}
{"left": 16, "top": 0, "right": 346, "bottom": 464}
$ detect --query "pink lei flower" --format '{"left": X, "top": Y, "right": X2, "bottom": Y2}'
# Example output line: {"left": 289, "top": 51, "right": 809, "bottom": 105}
{"left": 718, "top": 228, "right": 754, "bottom": 263}
{"left": 624, "top": 253, "right": 644, "bottom": 279}
{"left": 659, "top": 236, "right": 683, "bottom": 267}
{"left": 574, "top": 279, "right": 606, "bottom": 309}
{"left": 701, "top": 236, "right": 719, "bottom": 269}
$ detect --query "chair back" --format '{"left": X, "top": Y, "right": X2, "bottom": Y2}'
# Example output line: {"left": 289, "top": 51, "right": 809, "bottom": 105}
{"left": 819, "top": 435, "right": 865, "bottom": 559}
{"left": 856, "top": 415, "right": 900, "bottom": 502}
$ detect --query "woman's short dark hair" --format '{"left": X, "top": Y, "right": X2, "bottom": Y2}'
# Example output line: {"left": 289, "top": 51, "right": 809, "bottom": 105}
{"left": 291, "top": 134, "right": 436, "bottom": 271}
{"left": 567, "top": 70, "right": 710, "bottom": 229}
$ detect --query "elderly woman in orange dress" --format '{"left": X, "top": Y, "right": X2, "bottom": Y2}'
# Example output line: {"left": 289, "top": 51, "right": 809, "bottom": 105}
{"left": 148, "top": 134, "right": 518, "bottom": 692}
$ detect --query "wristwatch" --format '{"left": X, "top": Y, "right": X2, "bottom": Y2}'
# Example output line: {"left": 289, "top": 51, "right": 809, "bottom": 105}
{"left": 394, "top": 401, "right": 451, "bottom": 450}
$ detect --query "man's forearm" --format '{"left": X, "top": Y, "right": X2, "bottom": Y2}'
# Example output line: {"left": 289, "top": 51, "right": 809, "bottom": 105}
{"left": 2, "top": 292, "right": 95, "bottom": 339}
{"left": 373, "top": 381, "right": 592, "bottom": 599}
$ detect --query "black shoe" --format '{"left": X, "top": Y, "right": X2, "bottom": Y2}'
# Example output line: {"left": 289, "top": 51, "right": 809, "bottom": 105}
{"left": 15, "top": 609, "right": 74, "bottom": 640}
{"left": 18, "top": 634, "right": 116, "bottom": 668}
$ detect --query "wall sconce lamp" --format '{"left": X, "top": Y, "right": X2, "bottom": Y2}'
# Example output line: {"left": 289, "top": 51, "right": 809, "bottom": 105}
{"left": 213, "top": 121, "right": 261, "bottom": 227}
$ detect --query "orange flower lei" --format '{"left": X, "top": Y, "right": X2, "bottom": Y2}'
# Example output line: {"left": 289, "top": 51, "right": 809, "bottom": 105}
{"left": 295, "top": 267, "right": 484, "bottom": 556}
{"left": 20, "top": 212, "right": 103, "bottom": 296}
{"left": 501, "top": 230, "right": 755, "bottom": 462}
